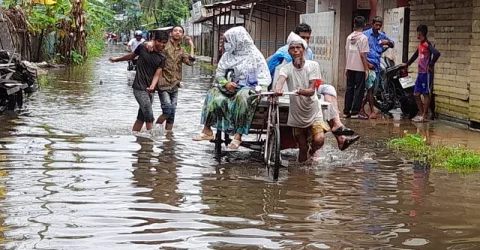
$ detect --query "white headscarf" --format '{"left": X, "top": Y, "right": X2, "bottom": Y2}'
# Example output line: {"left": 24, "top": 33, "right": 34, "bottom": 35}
{"left": 287, "top": 32, "right": 308, "bottom": 49}
{"left": 216, "top": 26, "right": 271, "bottom": 83}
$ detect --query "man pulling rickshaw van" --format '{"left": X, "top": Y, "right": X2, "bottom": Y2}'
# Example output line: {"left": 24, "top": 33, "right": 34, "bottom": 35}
{"left": 268, "top": 24, "right": 360, "bottom": 152}
{"left": 127, "top": 30, "right": 145, "bottom": 71}
{"left": 274, "top": 33, "right": 360, "bottom": 162}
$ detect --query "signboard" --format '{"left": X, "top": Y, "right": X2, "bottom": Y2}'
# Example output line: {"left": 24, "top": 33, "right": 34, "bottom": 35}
{"left": 383, "top": 7, "right": 407, "bottom": 65}
{"left": 191, "top": 1, "right": 203, "bottom": 21}
{"left": 300, "top": 12, "right": 335, "bottom": 85}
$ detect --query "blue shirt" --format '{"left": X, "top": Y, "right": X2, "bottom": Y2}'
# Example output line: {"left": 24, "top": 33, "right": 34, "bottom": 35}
{"left": 363, "top": 28, "right": 394, "bottom": 72}
{"left": 267, "top": 45, "right": 313, "bottom": 79}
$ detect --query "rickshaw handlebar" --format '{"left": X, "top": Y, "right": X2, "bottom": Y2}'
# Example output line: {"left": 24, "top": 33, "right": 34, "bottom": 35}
{"left": 258, "top": 92, "right": 297, "bottom": 96}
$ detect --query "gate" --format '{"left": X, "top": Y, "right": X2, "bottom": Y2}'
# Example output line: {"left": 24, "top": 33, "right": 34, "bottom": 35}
{"left": 300, "top": 12, "right": 335, "bottom": 85}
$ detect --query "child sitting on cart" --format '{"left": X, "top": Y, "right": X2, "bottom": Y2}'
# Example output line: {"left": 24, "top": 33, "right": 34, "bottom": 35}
{"left": 274, "top": 33, "right": 360, "bottom": 162}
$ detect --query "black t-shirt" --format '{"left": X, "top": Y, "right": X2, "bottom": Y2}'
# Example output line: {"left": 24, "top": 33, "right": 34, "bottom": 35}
{"left": 132, "top": 44, "right": 165, "bottom": 90}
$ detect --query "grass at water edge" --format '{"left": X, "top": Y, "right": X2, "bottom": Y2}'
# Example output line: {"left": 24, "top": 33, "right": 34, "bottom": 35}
{"left": 388, "top": 132, "right": 480, "bottom": 173}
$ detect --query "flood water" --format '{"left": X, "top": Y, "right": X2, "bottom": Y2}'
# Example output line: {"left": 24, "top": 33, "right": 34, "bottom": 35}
{"left": 1, "top": 46, "right": 480, "bottom": 249}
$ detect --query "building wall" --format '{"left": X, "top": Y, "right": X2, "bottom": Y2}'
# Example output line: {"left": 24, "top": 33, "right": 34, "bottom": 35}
{"left": 409, "top": 0, "right": 472, "bottom": 121}
{"left": 470, "top": 0, "right": 480, "bottom": 125}
{"left": 305, "top": 0, "right": 353, "bottom": 91}
{"left": 250, "top": 7, "right": 300, "bottom": 58}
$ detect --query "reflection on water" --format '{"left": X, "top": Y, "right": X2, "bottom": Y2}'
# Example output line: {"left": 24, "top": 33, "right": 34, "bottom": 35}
{"left": 1, "top": 46, "right": 480, "bottom": 249}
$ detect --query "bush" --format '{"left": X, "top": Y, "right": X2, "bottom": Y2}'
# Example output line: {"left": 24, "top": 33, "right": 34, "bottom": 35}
{"left": 87, "top": 38, "right": 105, "bottom": 58}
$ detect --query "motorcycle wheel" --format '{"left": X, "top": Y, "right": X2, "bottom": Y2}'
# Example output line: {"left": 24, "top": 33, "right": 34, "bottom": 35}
{"left": 400, "top": 90, "right": 419, "bottom": 119}
{"left": 373, "top": 94, "right": 395, "bottom": 114}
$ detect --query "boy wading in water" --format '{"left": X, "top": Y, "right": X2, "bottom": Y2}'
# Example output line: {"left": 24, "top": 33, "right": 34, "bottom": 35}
{"left": 275, "top": 33, "right": 333, "bottom": 163}
{"left": 109, "top": 32, "right": 168, "bottom": 133}
{"left": 344, "top": 16, "right": 370, "bottom": 119}
{"left": 153, "top": 25, "right": 196, "bottom": 133}
{"left": 403, "top": 25, "right": 441, "bottom": 123}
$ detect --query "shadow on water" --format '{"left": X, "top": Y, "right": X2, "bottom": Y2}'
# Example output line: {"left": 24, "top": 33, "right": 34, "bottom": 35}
{"left": 1, "top": 45, "right": 480, "bottom": 249}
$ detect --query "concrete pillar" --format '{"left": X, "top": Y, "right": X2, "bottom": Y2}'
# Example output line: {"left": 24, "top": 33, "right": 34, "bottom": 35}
{"left": 334, "top": 0, "right": 354, "bottom": 91}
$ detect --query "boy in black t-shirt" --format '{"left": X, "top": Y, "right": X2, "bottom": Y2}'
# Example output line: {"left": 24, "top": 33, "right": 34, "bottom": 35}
{"left": 109, "top": 32, "right": 168, "bottom": 133}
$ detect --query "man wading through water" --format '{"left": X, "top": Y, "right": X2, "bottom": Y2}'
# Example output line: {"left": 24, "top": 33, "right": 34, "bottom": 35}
{"left": 109, "top": 32, "right": 168, "bottom": 133}
{"left": 274, "top": 33, "right": 360, "bottom": 163}
{"left": 148, "top": 25, "right": 196, "bottom": 134}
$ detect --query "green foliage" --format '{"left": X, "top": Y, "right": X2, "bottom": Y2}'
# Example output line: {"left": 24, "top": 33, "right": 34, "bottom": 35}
{"left": 104, "top": 0, "right": 189, "bottom": 31}
{"left": 3, "top": 0, "right": 113, "bottom": 64}
{"left": 70, "top": 50, "right": 84, "bottom": 65}
{"left": 104, "top": 0, "right": 142, "bottom": 31}
{"left": 199, "top": 62, "right": 216, "bottom": 71}
{"left": 87, "top": 37, "right": 104, "bottom": 58}
{"left": 153, "top": 0, "right": 189, "bottom": 27}
{"left": 84, "top": 0, "right": 114, "bottom": 33}
{"left": 388, "top": 132, "right": 480, "bottom": 172}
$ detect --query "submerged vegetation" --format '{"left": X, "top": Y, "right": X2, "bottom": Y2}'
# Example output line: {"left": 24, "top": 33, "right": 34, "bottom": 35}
{"left": 388, "top": 132, "right": 480, "bottom": 172}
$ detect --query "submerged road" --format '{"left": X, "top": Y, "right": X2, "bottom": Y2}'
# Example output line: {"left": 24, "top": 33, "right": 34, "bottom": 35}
{"left": 0, "top": 45, "right": 480, "bottom": 249}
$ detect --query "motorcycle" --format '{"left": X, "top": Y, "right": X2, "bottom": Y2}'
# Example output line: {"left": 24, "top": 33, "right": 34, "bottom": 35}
{"left": 373, "top": 56, "right": 418, "bottom": 119}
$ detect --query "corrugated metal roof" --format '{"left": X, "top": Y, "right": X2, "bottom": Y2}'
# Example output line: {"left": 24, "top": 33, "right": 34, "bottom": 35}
{"left": 204, "top": 0, "right": 255, "bottom": 9}
{"left": 149, "top": 26, "right": 174, "bottom": 32}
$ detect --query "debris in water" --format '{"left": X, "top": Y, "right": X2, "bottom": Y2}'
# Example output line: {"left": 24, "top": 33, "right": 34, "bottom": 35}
{"left": 0, "top": 50, "right": 38, "bottom": 112}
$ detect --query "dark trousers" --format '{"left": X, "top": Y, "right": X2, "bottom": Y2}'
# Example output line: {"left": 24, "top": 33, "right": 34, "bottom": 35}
{"left": 344, "top": 70, "right": 366, "bottom": 116}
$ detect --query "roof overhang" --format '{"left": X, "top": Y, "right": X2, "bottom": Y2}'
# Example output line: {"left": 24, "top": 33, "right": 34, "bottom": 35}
{"left": 148, "top": 26, "right": 174, "bottom": 32}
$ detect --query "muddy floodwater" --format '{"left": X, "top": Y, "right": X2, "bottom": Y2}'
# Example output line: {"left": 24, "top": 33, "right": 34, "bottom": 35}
{"left": 1, "top": 46, "right": 480, "bottom": 250}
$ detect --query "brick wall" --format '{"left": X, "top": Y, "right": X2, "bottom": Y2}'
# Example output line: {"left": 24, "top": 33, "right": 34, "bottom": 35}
{"left": 470, "top": 0, "right": 480, "bottom": 124}
{"left": 409, "top": 0, "right": 472, "bottom": 121}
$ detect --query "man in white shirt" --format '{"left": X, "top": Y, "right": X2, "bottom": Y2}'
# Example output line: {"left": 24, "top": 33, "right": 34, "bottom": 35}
{"left": 275, "top": 33, "right": 360, "bottom": 162}
{"left": 127, "top": 30, "right": 145, "bottom": 52}
{"left": 127, "top": 30, "right": 145, "bottom": 70}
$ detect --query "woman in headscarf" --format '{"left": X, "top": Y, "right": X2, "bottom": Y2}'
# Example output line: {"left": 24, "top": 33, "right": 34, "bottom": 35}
{"left": 193, "top": 26, "right": 271, "bottom": 149}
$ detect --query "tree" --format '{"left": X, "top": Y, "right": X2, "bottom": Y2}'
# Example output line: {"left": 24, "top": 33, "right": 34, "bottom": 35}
{"left": 139, "top": 0, "right": 188, "bottom": 28}
{"left": 2, "top": 0, "right": 114, "bottom": 63}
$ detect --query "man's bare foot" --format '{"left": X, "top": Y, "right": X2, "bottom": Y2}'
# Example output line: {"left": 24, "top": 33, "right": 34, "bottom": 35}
{"left": 369, "top": 112, "right": 377, "bottom": 120}
{"left": 202, "top": 128, "right": 213, "bottom": 135}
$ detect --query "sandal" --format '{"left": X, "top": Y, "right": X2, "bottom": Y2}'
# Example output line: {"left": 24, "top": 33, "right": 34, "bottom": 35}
{"left": 193, "top": 132, "right": 214, "bottom": 141}
{"left": 342, "top": 114, "right": 351, "bottom": 119}
{"left": 227, "top": 139, "right": 242, "bottom": 150}
{"left": 332, "top": 126, "right": 355, "bottom": 136}
{"left": 412, "top": 116, "right": 426, "bottom": 123}
{"left": 340, "top": 135, "right": 361, "bottom": 151}
{"left": 351, "top": 114, "right": 369, "bottom": 120}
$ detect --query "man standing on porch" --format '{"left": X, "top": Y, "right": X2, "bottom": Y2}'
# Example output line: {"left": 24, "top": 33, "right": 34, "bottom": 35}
{"left": 362, "top": 16, "right": 394, "bottom": 119}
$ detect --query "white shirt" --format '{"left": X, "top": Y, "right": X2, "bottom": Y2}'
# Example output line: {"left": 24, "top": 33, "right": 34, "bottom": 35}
{"left": 279, "top": 60, "right": 322, "bottom": 128}
{"left": 128, "top": 38, "right": 145, "bottom": 52}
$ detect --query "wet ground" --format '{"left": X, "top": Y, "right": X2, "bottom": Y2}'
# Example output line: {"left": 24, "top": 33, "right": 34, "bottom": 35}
{"left": 1, "top": 45, "right": 480, "bottom": 249}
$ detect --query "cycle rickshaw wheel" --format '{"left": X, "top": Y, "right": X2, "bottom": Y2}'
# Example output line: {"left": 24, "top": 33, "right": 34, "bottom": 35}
{"left": 267, "top": 124, "right": 281, "bottom": 180}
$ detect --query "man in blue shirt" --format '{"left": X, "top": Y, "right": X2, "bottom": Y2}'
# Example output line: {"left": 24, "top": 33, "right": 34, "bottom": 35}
{"left": 268, "top": 24, "right": 360, "bottom": 151}
{"left": 361, "top": 16, "right": 394, "bottom": 119}
{"left": 267, "top": 24, "right": 313, "bottom": 79}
